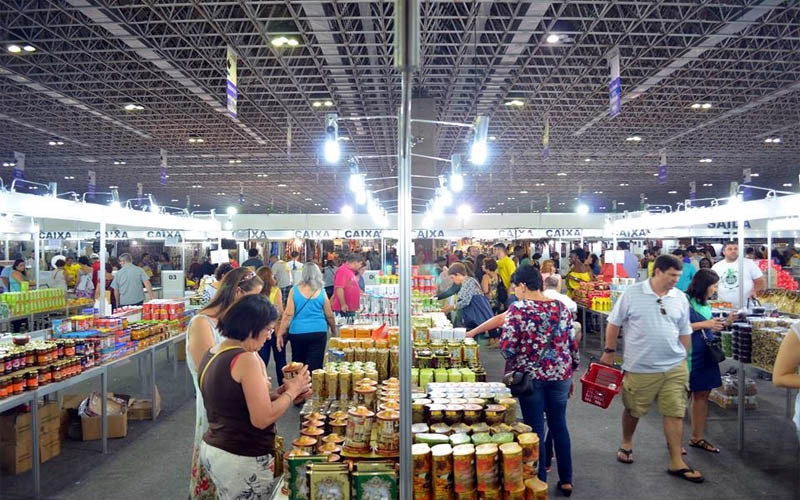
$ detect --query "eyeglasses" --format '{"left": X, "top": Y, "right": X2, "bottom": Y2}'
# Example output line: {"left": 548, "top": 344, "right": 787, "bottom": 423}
{"left": 656, "top": 298, "right": 666, "bottom": 315}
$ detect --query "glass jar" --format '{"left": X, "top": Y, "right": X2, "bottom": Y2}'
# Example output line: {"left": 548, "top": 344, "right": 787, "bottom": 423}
{"left": 11, "top": 374, "right": 24, "bottom": 395}
{"left": 24, "top": 370, "right": 38, "bottom": 390}
{"left": 64, "top": 340, "right": 75, "bottom": 358}
{"left": 38, "top": 367, "right": 49, "bottom": 386}
{"left": 18, "top": 350, "right": 26, "bottom": 370}
{"left": 53, "top": 363, "right": 63, "bottom": 383}
{"left": 49, "top": 345, "right": 58, "bottom": 362}
{"left": 56, "top": 340, "right": 64, "bottom": 359}
{"left": 35, "top": 348, "right": 47, "bottom": 366}
{"left": 0, "top": 377, "right": 9, "bottom": 398}
{"left": 11, "top": 351, "right": 21, "bottom": 371}
{"left": 24, "top": 347, "right": 35, "bottom": 367}
{"left": 75, "top": 340, "right": 86, "bottom": 356}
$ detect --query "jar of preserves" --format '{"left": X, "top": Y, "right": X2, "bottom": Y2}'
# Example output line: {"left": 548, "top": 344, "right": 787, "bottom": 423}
{"left": 18, "top": 350, "right": 27, "bottom": 370}
{"left": 35, "top": 348, "right": 47, "bottom": 366}
{"left": 75, "top": 340, "right": 86, "bottom": 356}
{"left": 24, "top": 347, "right": 35, "bottom": 367}
{"left": 49, "top": 344, "right": 58, "bottom": 362}
{"left": 56, "top": 340, "right": 64, "bottom": 359}
{"left": 11, "top": 374, "right": 24, "bottom": 395}
{"left": 0, "top": 377, "right": 9, "bottom": 398}
{"left": 38, "top": 367, "right": 48, "bottom": 386}
{"left": 53, "top": 363, "right": 63, "bottom": 382}
{"left": 25, "top": 370, "right": 38, "bottom": 390}
{"left": 11, "top": 350, "right": 21, "bottom": 371}
{"left": 64, "top": 340, "right": 75, "bottom": 358}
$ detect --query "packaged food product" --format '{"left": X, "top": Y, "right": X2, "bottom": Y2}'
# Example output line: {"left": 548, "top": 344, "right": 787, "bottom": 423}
{"left": 475, "top": 443, "right": 499, "bottom": 492}
{"left": 431, "top": 444, "right": 454, "bottom": 500}
{"left": 484, "top": 405, "right": 507, "bottom": 426}
{"left": 450, "top": 432, "right": 471, "bottom": 446}
{"left": 500, "top": 442, "right": 523, "bottom": 491}
{"left": 352, "top": 470, "right": 398, "bottom": 500}
{"left": 524, "top": 478, "right": 548, "bottom": 500}
{"left": 375, "top": 409, "right": 400, "bottom": 456}
{"left": 416, "top": 433, "right": 450, "bottom": 446}
{"left": 309, "top": 463, "right": 350, "bottom": 500}
{"left": 453, "top": 443, "right": 476, "bottom": 493}
{"left": 412, "top": 442, "right": 432, "bottom": 500}
{"left": 344, "top": 406, "right": 375, "bottom": 453}
{"left": 516, "top": 433, "right": 540, "bottom": 478}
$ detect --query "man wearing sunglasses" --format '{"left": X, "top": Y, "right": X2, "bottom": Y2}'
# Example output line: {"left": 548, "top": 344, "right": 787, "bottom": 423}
{"left": 600, "top": 255, "right": 702, "bottom": 484}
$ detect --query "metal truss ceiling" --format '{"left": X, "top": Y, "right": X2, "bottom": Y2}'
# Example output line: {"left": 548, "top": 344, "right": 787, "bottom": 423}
{"left": 1, "top": 1, "right": 799, "bottom": 215}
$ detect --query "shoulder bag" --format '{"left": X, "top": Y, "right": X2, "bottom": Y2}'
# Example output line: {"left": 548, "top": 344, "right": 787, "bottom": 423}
{"left": 704, "top": 330, "right": 726, "bottom": 364}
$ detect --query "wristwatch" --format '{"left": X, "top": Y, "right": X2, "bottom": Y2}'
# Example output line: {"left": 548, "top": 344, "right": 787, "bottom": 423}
{"left": 603, "top": 348, "right": 616, "bottom": 353}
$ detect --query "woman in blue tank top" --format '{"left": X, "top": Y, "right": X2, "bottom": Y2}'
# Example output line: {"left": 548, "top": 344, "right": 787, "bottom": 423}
{"left": 276, "top": 263, "right": 337, "bottom": 372}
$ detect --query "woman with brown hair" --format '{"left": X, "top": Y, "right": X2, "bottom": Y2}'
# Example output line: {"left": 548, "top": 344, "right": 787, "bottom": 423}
{"left": 256, "top": 266, "right": 287, "bottom": 385}
{"left": 186, "top": 268, "right": 264, "bottom": 500}
{"left": 540, "top": 259, "right": 562, "bottom": 292}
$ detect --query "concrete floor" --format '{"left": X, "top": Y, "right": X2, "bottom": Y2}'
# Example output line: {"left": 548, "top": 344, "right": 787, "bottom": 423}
{"left": 1, "top": 330, "right": 799, "bottom": 499}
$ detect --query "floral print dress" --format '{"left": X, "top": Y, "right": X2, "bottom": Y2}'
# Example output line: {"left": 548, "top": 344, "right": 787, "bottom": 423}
{"left": 187, "top": 314, "right": 220, "bottom": 500}
{"left": 500, "top": 299, "right": 579, "bottom": 381}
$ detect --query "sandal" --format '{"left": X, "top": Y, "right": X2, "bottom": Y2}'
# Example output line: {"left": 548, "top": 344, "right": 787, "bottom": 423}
{"left": 616, "top": 448, "right": 633, "bottom": 464}
{"left": 667, "top": 467, "right": 705, "bottom": 483}
{"left": 689, "top": 439, "right": 720, "bottom": 453}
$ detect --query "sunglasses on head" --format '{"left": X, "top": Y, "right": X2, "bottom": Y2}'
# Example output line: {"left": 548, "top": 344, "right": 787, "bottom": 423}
{"left": 238, "top": 271, "right": 257, "bottom": 285}
{"left": 656, "top": 298, "right": 666, "bottom": 315}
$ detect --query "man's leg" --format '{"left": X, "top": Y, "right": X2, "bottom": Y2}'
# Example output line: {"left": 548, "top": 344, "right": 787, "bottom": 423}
{"left": 621, "top": 408, "right": 639, "bottom": 452}
{"left": 664, "top": 416, "right": 688, "bottom": 469}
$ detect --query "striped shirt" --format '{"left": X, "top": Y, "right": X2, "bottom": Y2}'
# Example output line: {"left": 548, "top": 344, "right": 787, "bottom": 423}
{"left": 608, "top": 279, "right": 692, "bottom": 373}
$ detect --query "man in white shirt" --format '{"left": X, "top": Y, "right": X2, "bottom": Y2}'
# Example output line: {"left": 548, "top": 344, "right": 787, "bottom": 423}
{"left": 542, "top": 276, "right": 577, "bottom": 314}
{"left": 288, "top": 251, "right": 304, "bottom": 286}
{"left": 601, "top": 255, "right": 701, "bottom": 483}
{"left": 711, "top": 241, "right": 766, "bottom": 309}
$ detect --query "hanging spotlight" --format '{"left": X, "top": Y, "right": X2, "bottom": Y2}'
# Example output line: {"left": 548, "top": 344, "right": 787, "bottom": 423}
{"left": 575, "top": 203, "right": 589, "bottom": 215}
{"left": 323, "top": 113, "right": 340, "bottom": 163}
{"left": 470, "top": 115, "right": 490, "bottom": 165}
{"left": 226, "top": 206, "right": 238, "bottom": 216}
{"left": 449, "top": 154, "right": 464, "bottom": 192}
{"left": 355, "top": 190, "right": 367, "bottom": 205}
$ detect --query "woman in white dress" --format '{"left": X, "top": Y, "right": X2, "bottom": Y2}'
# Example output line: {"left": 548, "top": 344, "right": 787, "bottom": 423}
{"left": 186, "top": 268, "right": 264, "bottom": 499}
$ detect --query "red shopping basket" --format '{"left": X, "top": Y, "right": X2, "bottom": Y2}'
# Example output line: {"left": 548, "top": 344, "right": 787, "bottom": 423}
{"left": 580, "top": 362, "right": 624, "bottom": 409}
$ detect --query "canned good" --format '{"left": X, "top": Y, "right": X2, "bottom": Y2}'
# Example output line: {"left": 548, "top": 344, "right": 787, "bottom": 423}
{"left": 475, "top": 443, "right": 499, "bottom": 492}
{"left": 375, "top": 409, "right": 400, "bottom": 456}
{"left": 431, "top": 444, "right": 454, "bottom": 500}
{"left": 344, "top": 406, "right": 375, "bottom": 454}
{"left": 517, "top": 433, "right": 540, "bottom": 478}
{"left": 499, "top": 442, "right": 523, "bottom": 491}
{"left": 453, "top": 443, "right": 476, "bottom": 493}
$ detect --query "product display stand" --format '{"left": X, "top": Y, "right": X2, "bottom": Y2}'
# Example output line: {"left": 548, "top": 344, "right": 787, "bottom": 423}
{"left": 3, "top": 332, "right": 185, "bottom": 497}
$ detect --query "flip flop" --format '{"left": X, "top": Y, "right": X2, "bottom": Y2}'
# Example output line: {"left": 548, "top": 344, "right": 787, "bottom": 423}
{"left": 689, "top": 439, "right": 720, "bottom": 453}
{"left": 616, "top": 447, "right": 633, "bottom": 464}
{"left": 667, "top": 467, "right": 705, "bottom": 483}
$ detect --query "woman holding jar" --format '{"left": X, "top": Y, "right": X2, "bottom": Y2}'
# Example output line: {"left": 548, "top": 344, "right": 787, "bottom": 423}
{"left": 199, "top": 294, "right": 312, "bottom": 499}
{"left": 500, "top": 265, "right": 579, "bottom": 496}
{"left": 685, "top": 269, "right": 727, "bottom": 453}
{"left": 187, "top": 268, "right": 264, "bottom": 499}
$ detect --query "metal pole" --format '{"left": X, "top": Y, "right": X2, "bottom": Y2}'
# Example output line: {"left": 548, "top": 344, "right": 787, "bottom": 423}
{"left": 766, "top": 221, "right": 773, "bottom": 288}
{"left": 33, "top": 232, "right": 40, "bottom": 288}
{"left": 99, "top": 222, "right": 107, "bottom": 315}
{"left": 101, "top": 369, "right": 108, "bottom": 454}
{"left": 32, "top": 398, "right": 39, "bottom": 497}
{"left": 737, "top": 209, "right": 746, "bottom": 452}
{"left": 381, "top": 238, "right": 386, "bottom": 274}
{"left": 395, "top": 1, "right": 418, "bottom": 498}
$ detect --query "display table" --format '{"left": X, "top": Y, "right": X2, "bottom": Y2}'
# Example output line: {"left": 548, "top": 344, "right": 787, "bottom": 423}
{"left": 1, "top": 332, "right": 186, "bottom": 497}
{"left": 577, "top": 305, "right": 610, "bottom": 351}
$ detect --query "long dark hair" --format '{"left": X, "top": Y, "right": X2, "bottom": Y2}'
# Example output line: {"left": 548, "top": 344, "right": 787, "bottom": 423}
{"left": 203, "top": 267, "right": 263, "bottom": 317}
{"left": 12, "top": 259, "right": 25, "bottom": 276}
{"left": 218, "top": 294, "right": 279, "bottom": 341}
{"left": 685, "top": 269, "right": 720, "bottom": 305}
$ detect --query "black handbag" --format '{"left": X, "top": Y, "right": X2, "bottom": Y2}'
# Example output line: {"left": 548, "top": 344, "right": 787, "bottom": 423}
{"left": 704, "top": 331, "right": 726, "bottom": 364}
{"left": 503, "top": 370, "right": 534, "bottom": 397}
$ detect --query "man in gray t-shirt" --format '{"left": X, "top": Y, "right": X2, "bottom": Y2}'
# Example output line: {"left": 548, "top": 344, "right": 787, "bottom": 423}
{"left": 111, "top": 253, "right": 154, "bottom": 307}
{"left": 601, "top": 255, "right": 703, "bottom": 483}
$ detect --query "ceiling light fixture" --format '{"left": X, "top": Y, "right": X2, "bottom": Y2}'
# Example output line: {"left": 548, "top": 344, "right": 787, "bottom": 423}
{"left": 488, "top": 136, "right": 497, "bottom": 142}
{"left": 271, "top": 36, "right": 299, "bottom": 48}
{"left": 625, "top": 136, "right": 642, "bottom": 142}
{"left": 593, "top": 190, "right": 603, "bottom": 194}
{"left": 191, "top": 184, "right": 202, "bottom": 188}
{"left": 690, "top": 103, "right": 712, "bottom": 109}
{"left": 63, "top": 176, "right": 74, "bottom": 180}
{"left": 216, "top": 192, "right": 226, "bottom": 196}
{"left": 304, "top": 197, "right": 313, "bottom": 201}
{"left": 7, "top": 44, "right": 22, "bottom": 53}
{"left": 323, "top": 113, "right": 340, "bottom": 163}
{"left": 619, "top": 183, "right": 629, "bottom": 186}
{"left": 618, "top": 202, "right": 626, "bottom": 206}
{"left": 171, "top": 199, "right": 179, "bottom": 202}
{"left": 783, "top": 183, "right": 793, "bottom": 187}
{"left": 699, "top": 158, "right": 712, "bottom": 163}
{"left": 750, "top": 173, "right": 760, "bottom": 177}
{"left": 504, "top": 99, "right": 524, "bottom": 107}
{"left": 113, "top": 160, "right": 126, "bottom": 165}
{"left": 449, "top": 154, "right": 464, "bottom": 193}
{"left": 519, "top": 190, "right": 528, "bottom": 194}
{"left": 575, "top": 203, "right": 589, "bottom": 215}
{"left": 764, "top": 137, "right": 782, "bottom": 143}
{"left": 556, "top": 172, "right": 567, "bottom": 176}
{"left": 226, "top": 206, "right": 238, "bottom": 216}
{"left": 2, "top": 162, "right": 15, "bottom": 167}
{"left": 109, "top": 185, "right": 119, "bottom": 189}
{"left": 668, "top": 190, "right": 678, "bottom": 194}
{"left": 277, "top": 183, "right": 287, "bottom": 188}
{"left": 701, "top": 103, "right": 712, "bottom": 109}
{"left": 469, "top": 115, "right": 490, "bottom": 165}
{"left": 124, "top": 103, "right": 144, "bottom": 111}
{"left": 228, "top": 159, "right": 242, "bottom": 164}
{"left": 545, "top": 34, "right": 560, "bottom": 44}
{"left": 584, "top": 158, "right": 592, "bottom": 162}
{"left": 188, "top": 135, "right": 204, "bottom": 143}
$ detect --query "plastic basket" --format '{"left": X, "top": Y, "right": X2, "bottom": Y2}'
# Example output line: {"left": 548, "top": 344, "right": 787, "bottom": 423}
{"left": 580, "top": 362, "right": 624, "bottom": 409}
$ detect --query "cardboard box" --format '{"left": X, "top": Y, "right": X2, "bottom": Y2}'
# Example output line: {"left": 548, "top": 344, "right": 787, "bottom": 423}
{"left": 0, "top": 402, "right": 60, "bottom": 442}
{"left": 128, "top": 386, "right": 162, "bottom": 421}
{"left": 80, "top": 394, "right": 130, "bottom": 441}
{"left": 0, "top": 403, "right": 62, "bottom": 475}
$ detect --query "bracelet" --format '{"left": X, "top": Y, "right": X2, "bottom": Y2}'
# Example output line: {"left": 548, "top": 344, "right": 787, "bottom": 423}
{"left": 282, "top": 392, "right": 295, "bottom": 403}
{"left": 603, "top": 348, "right": 616, "bottom": 353}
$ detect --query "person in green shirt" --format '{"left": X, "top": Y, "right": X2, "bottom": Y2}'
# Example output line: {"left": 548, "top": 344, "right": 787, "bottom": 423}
{"left": 673, "top": 249, "right": 697, "bottom": 292}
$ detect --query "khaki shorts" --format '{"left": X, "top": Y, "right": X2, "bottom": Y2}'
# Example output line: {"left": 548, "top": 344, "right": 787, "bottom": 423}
{"left": 622, "top": 362, "right": 689, "bottom": 419}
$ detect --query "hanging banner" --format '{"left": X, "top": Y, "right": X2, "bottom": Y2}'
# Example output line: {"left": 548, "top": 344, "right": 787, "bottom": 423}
{"left": 542, "top": 114, "right": 550, "bottom": 159}
{"left": 608, "top": 49, "right": 621, "bottom": 118}
{"left": 12, "top": 152, "right": 25, "bottom": 181}
{"left": 87, "top": 170, "right": 96, "bottom": 200}
{"left": 137, "top": 182, "right": 143, "bottom": 198}
{"left": 160, "top": 148, "right": 168, "bottom": 186}
{"left": 226, "top": 46, "right": 238, "bottom": 119}
{"left": 658, "top": 148, "right": 667, "bottom": 184}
